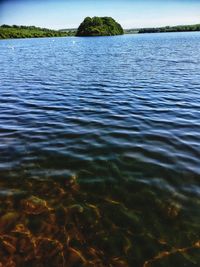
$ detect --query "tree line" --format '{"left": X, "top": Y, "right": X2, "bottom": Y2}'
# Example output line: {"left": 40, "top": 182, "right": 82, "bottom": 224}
{"left": 138, "top": 24, "right": 200, "bottom": 34}
{"left": 1, "top": 22, "right": 200, "bottom": 39}
{"left": 0, "top": 25, "right": 76, "bottom": 39}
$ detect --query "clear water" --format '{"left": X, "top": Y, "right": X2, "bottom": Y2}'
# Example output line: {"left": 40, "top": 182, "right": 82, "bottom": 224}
{"left": 0, "top": 33, "right": 200, "bottom": 266}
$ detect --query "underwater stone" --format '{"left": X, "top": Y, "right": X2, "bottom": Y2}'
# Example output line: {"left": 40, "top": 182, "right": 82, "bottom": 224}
{"left": 21, "top": 196, "right": 50, "bottom": 215}
{"left": 0, "top": 212, "right": 19, "bottom": 233}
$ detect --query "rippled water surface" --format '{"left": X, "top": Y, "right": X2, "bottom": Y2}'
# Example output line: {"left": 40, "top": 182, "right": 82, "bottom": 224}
{"left": 0, "top": 33, "right": 200, "bottom": 266}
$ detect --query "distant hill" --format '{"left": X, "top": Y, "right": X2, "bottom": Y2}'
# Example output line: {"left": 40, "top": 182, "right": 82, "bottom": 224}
{"left": 76, "top": 17, "right": 124, "bottom": 37}
{"left": 0, "top": 25, "right": 74, "bottom": 39}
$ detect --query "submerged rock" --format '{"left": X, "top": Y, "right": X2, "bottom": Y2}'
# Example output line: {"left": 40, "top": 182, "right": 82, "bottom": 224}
{"left": 0, "top": 178, "right": 199, "bottom": 267}
{"left": 0, "top": 212, "right": 19, "bottom": 233}
{"left": 36, "top": 238, "right": 64, "bottom": 266}
{"left": 160, "top": 200, "right": 182, "bottom": 219}
{"left": 21, "top": 196, "right": 50, "bottom": 215}
{"left": 66, "top": 247, "right": 87, "bottom": 267}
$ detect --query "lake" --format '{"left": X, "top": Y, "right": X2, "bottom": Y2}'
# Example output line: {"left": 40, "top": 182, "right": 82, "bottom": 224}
{"left": 0, "top": 32, "right": 200, "bottom": 266}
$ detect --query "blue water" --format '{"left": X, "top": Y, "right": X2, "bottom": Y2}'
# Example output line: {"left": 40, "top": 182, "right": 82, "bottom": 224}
{"left": 0, "top": 32, "right": 200, "bottom": 266}
{"left": 1, "top": 33, "right": 200, "bottom": 185}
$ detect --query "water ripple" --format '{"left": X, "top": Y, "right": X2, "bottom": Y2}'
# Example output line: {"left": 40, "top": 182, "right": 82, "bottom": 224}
{"left": 0, "top": 32, "right": 200, "bottom": 195}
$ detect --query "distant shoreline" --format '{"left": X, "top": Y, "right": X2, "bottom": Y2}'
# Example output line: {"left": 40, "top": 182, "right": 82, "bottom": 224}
{"left": 1, "top": 23, "right": 200, "bottom": 40}
{"left": 125, "top": 24, "right": 200, "bottom": 34}
{"left": 0, "top": 25, "right": 75, "bottom": 40}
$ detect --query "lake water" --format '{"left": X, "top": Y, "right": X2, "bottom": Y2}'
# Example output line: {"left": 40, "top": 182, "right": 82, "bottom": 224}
{"left": 0, "top": 32, "right": 200, "bottom": 266}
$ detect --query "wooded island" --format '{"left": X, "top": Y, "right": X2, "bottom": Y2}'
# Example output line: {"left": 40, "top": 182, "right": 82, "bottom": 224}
{"left": 76, "top": 17, "right": 124, "bottom": 36}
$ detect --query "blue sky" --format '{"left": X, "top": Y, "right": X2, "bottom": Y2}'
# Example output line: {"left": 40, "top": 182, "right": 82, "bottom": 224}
{"left": 0, "top": 0, "right": 200, "bottom": 29}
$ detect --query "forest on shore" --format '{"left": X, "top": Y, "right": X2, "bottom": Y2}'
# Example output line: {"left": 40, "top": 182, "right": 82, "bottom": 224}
{"left": 137, "top": 24, "right": 200, "bottom": 34}
{"left": 0, "top": 25, "right": 75, "bottom": 39}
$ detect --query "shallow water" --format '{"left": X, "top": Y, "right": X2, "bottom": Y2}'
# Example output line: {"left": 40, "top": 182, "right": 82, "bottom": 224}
{"left": 0, "top": 32, "right": 200, "bottom": 266}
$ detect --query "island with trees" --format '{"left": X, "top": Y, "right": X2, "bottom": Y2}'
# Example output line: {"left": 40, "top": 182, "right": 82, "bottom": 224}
{"left": 76, "top": 17, "right": 124, "bottom": 37}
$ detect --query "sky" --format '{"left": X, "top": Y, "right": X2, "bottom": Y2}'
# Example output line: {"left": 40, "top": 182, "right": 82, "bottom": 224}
{"left": 0, "top": 0, "right": 200, "bottom": 30}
